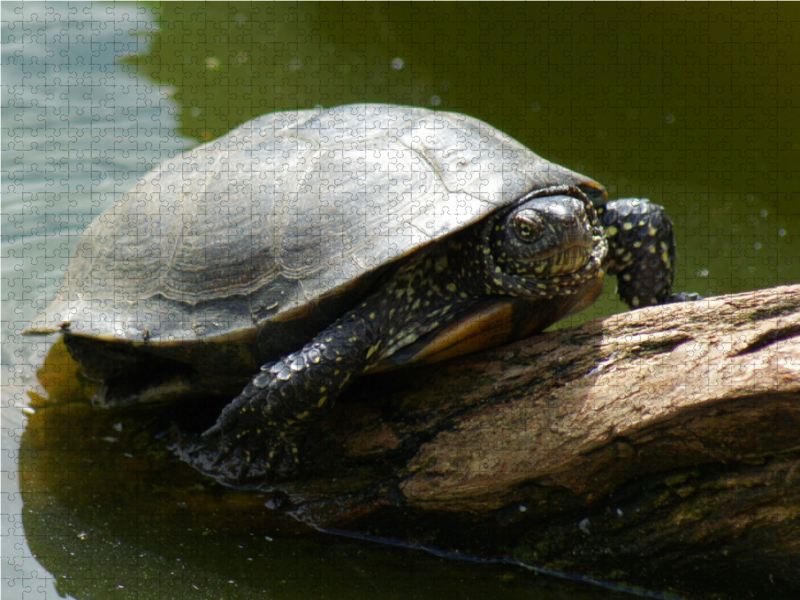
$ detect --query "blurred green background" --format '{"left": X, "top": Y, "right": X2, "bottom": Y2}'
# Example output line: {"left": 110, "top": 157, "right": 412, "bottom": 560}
{"left": 3, "top": 3, "right": 799, "bottom": 600}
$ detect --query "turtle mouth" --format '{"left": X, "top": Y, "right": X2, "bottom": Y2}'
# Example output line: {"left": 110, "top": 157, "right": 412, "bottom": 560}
{"left": 482, "top": 185, "right": 609, "bottom": 297}
{"left": 531, "top": 242, "right": 593, "bottom": 277}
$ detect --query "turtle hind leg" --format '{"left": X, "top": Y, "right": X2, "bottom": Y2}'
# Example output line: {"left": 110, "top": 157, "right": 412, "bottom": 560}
{"left": 188, "top": 313, "right": 381, "bottom": 485}
{"left": 598, "top": 199, "right": 700, "bottom": 308}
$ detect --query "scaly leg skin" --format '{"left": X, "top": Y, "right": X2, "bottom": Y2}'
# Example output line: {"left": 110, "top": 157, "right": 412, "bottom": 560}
{"left": 187, "top": 312, "right": 380, "bottom": 485}
{"left": 184, "top": 239, "right": 470, "bottom": 485}
{"left": 598, "top": 199, "right": 701, "bottom": 308}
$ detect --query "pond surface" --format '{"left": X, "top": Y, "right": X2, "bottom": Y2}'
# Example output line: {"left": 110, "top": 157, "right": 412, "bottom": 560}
{"left": 2, "top": 3, "right": 798, "bottom": 599}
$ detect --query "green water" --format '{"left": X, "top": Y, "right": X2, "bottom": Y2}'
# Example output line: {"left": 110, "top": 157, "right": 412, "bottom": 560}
{"left": 3, "top": 2, "right": 799, "bottom": 599}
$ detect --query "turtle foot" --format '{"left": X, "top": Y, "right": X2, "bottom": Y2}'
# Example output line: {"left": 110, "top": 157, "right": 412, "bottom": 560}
{"left": 173, "top": 327, "right": 361, "bottom": 485}
{"left": 171, "top": 421, "right": 301, "bottom": 487}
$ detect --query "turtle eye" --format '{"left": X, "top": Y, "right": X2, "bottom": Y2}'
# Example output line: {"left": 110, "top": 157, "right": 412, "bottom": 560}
{"left": 513, "top": 210, "right": 544, "bottom": 242}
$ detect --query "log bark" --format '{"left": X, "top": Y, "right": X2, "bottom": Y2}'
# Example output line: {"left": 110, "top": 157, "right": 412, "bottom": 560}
{"left": 283, "top": 284, "right": 800, "bottom": 597}
{"left": 23, "top": 284, "right": 800, "bottom": 598}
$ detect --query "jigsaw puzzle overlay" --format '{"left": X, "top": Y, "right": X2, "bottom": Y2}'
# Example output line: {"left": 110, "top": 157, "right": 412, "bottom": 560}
{"left": 3, "top": 3, "right": 798, "bottom": 599}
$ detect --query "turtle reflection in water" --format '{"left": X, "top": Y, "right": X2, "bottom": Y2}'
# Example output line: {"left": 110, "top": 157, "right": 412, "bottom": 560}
{"left": 24, "top": 104, "right": 697, "bottom": 484}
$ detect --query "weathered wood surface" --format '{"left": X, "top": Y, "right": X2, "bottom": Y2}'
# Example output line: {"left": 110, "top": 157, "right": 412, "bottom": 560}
{"left": 22, "top": 284, "right": 800, "bottom": 598}
{"left": 276, "top": 284, "right": 800, "bottom": 597}
{"left": 284, "top": 285, "right": 799, "bottom": 509}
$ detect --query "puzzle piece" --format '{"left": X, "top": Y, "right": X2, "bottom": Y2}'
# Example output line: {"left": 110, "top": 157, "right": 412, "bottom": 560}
{"left": 2, "top": 3, "right": 797, "bottom": 600}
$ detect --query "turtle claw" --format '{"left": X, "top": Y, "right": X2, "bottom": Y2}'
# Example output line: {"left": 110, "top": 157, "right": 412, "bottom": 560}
{"left": 666, "top": 291, "right": 703, "bottom": 303}
{"left": 210, "top": 445, "right": 228, "bottom": 469}
{"left": 173, "top": 415, "right": 300, "bottom": 487}
{"left": 237, "top": 454, "right": 253, "bottom": 482}
{"left": 201, "top": 422, "right": 222, "bottom": 438}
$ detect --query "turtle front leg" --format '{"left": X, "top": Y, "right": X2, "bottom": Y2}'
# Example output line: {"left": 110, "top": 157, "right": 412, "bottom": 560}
{"left": 191, "top": 314, "right": 379, "bottom": 485}
{"left": 598, "top": 199, "right": 700, "bottom": 308}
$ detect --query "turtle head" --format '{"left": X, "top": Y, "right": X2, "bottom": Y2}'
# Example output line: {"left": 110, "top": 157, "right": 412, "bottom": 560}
{"left": 484, "top": 186, "right": 608, "bottom": 298}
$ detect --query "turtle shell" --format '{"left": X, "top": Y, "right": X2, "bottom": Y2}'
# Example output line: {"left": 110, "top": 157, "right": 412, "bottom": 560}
{"left": 25, "top": 104, "right": 605, "bottom": 346}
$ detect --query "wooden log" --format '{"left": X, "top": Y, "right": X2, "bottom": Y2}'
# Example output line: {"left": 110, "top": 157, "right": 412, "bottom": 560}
{"left": 276, "top": 284, "right": 800, "bottom": 597}
{"left": 23, "top": 284, "right": 800, "bottom": 598}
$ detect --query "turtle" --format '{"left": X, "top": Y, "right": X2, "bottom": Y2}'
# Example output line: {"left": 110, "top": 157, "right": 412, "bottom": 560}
{"left": 24, "top": 104, "right": 697, "bottom": 485}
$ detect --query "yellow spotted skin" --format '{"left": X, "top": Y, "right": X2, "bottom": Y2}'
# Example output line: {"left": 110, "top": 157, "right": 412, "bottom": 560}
{"left": 596, "top": 198, "right": 697, "bottom": 307}
{"left": 191, "top": 189, "right": 696, "bottom": 484}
